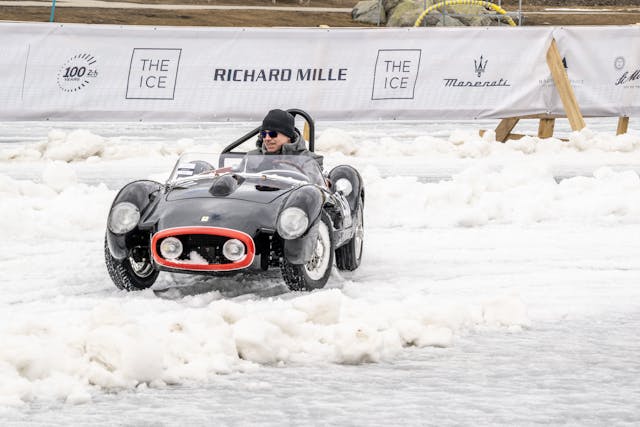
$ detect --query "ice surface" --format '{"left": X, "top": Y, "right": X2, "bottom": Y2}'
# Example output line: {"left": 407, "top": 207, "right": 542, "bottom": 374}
{"left": 0, "top": 119, "right": 639, "bottom": 425}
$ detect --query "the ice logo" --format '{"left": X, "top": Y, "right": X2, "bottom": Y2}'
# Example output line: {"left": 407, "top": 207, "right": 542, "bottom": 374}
{"left": 371, "top": 49, "right": 421, "bottom": 100}
{"left": 57, "top": 53, "right": 98, "bottom": 93}
{"left": 126, "top": 48, "right": 182, "bottom": 100}
{"left": 474, "top": 55, "right": 487, "bottom": 78}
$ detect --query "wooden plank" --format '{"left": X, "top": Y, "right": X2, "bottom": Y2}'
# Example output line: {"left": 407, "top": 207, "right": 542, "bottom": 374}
{"left": 546, "top": 39, "right": 586, "bottom": 131}
{"left": 479, "top": 132, "right": 526, "bottom": 141}
{"left": 617, "top": 116, "right": 629, "bottom": 135}
{"left": 520, "top": 113, "right": 563, "bottom": 119}
{"left": 494, "top": 117, "right": 520, "bottom": 142}
{"left": 504, "top": 133, "right": 526, "bottom": 141}
{"left": 538, "top": 118, "right": 556, "bottom": 138}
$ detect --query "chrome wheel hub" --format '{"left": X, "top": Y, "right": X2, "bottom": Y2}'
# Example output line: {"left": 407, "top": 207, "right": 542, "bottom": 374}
{"left": 129, "top": 257, "right": 154, "bottom": 278}
{"left": 304, "top": 221, "right": 331, "bottom": 280}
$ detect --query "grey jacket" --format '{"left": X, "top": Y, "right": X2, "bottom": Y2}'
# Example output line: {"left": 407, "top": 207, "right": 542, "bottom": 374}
{"left": 250, "top": 129, "right": 310, "bottom": 156}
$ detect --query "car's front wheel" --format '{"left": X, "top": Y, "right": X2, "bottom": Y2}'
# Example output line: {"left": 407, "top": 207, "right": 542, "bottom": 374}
{"left": 336, "top": 200, "right": 364, "bottom": 271}
{"left": 104, "top": 235, "right": 158, "bottom": 291}
{"left": 281, "top": 213, "right": 334, "bottom": 291}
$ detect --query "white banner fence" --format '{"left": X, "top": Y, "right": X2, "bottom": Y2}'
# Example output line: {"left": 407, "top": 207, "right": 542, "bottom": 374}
{"left": 0, "top": 23, "right": 638, "bottom": 122}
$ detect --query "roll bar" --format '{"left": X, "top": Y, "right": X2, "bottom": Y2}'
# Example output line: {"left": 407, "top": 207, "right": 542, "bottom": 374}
{"left": 221, "top": 108, "right": 315, "bottom": 154}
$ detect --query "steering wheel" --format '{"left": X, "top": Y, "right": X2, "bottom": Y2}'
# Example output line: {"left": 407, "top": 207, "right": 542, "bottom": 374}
{"left": 272, "top": 159, "right": 308, "bottom": 175}
{"left": 259, "top": 169, "right": 309, "bottom": 181}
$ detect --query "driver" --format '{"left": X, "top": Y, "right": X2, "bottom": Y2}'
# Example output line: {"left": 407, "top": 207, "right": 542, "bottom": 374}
{"left": 243, "top": 109, "right": 326, "bottom": 186}
{"left": 252, "top": 109, "right": 309, "bottom": 156}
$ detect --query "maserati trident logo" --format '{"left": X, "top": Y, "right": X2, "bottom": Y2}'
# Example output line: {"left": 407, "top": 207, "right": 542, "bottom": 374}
{"left": 474, "top": 55, "right": 487, "bottom": 78}
{"left": 443, "top": 54, "right": 510, "bottom": 88}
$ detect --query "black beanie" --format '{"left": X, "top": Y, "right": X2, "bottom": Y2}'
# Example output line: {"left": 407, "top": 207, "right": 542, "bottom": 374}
{"left": 261, "top": 109, "right": 295, "bottom": 139}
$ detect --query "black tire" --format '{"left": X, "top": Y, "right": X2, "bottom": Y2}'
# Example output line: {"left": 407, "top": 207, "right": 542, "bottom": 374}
{"left": 281, "top": 212, "right": 334, "bottom": 291}
{"left": 336, "top": 201, "right": 364, "bottom": 271}
{"left": 104, "top": 235, "right": 158, "bottom": 291}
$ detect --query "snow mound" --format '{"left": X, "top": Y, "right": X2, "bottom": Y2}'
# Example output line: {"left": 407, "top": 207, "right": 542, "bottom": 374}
{"left": 316, "top": 127, "right": 359, "bottom": 155}
{"left": 364, "top": 163, "right": 640, "bottom": 228}
{"left": 0, "top": 290, "right": 529, "bottom": 405}
{"left": 42, "top": 161, "right": 77, "bottom": 192}
{"left": 43, "top": 129, "right": 105, "bottom": 162}
{"left": 0, "top": 129, "right": 198, "bottom": 162}
{"left": 2, "top": 159, "right": 639, "bottom": 243}
{"left": 2, "top": 126, "right": 640, "bottom": 164}
{"left": 0, "top": 173, "right": 114, "bottom": 239}
{"left": 326, "top": 127, "right": 640, "bottom": 160}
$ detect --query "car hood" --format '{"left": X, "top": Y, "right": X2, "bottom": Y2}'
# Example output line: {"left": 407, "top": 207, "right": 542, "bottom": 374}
{"left": 166, "top": 174, "right": 298, "bottom": 204}
{"left": 149, "top": 197, "right": 279, "bottom": 233}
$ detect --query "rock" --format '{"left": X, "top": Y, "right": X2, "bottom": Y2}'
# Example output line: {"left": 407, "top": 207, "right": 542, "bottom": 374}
{"left": 440, "top": 4, "right": 493, "bottom": 26}
{"left": 434, "top": 15, "right": 465, "bottom": 26}
{"left": 375, "top": 0, "right": 504, "bottom": 27}
{"left": 417, "top": 12, "right": 442, "bottom": 27}
{"left": 382, "top": 0, "right": 411, "bottom": 14}
{"left": 386, "top": 0, "right": 423, "bottom": 27}
{"left": 465, "top": 15, "right": 495, "bottom": 27}
{"left": 488, "top": 12, "right": 517, "bottom": 26}
{"left": 352, "top": 0, "right": 386, "bottom": 25}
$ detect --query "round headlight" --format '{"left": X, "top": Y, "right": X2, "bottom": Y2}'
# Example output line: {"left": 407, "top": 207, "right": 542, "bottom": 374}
{"left": 277, "top": 207, "right": 309, "bottom": 240}
{"left": 223, "top": 238, "right": 245, "bottom": 261}
{"left": 160, "top": 237, "right": 183, "bottom": 260}
{"left": 108, "top": 202, "right": 140, "bottom": 234}
{"left": 334, "top": 178, "right": 353, "bottom": 196}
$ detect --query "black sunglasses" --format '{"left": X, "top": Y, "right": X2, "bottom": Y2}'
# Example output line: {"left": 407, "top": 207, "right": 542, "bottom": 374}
{"left": 260, "top": 130, "right": 279, "bottom": 138}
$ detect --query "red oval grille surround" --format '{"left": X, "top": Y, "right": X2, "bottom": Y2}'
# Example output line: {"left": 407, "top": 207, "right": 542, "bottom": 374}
{"left": 151, "top": 226, "right": 255, "bottom": 271}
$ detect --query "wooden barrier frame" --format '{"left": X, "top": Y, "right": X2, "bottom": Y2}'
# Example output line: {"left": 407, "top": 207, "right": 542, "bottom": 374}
{"left": 481, "top": 39, "right": 630, "bottom": 142}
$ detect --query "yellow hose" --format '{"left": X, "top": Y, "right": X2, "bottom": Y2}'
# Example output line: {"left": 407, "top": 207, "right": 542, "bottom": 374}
{"left": 414, "top": 0, "right": 516, "bottom": 27}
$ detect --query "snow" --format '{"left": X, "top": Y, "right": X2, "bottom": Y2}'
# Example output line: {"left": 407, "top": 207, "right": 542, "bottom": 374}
{"left": 0, "top": 118, "right": 639, "bottom": 424}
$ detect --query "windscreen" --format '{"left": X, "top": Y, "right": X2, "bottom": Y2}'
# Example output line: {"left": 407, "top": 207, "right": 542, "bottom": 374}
{"left": 241, "top": 153, "right": 325, "bottom": 186}
{"left": 168, "top": 152, "right": 325, "bottom": 187}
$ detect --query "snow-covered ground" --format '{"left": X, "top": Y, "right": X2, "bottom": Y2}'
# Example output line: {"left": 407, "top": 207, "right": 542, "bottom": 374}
{"left": 1, "top": 118, "right": 639, "bottom": 425}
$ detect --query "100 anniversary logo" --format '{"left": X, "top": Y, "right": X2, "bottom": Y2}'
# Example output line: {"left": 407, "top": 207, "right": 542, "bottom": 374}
{"left": 443, "top": 55, "right": 510, "bottom": 88}
{"left": 57, "top": 53, "right": 98, "bottom": 93}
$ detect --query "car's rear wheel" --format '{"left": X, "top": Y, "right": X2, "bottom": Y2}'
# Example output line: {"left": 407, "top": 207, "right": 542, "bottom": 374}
{"left": 104, "top": 235, "right": 158, "bottom": 291}
{"left": 281, "top": 213, "right": 334, "bottom": 291}
{"left": 336, "top": 201, "right": 364, "bottom": 271}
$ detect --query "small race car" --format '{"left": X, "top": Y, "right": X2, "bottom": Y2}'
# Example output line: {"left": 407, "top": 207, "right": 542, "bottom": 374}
{"left": 104, "top": 109, "right": 364, "bottom": 292}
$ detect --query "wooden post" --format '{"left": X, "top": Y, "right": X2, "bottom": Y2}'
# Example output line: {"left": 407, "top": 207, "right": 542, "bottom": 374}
{"left": 616, "top": 116, "right": 629, "bottom": 135}
{"left": 546, "top": 39, "right": 586, "bottom": 131}
{"left": 538, "top": 118, "right": 556, "bottom": 138}
{"left": 494, "top": 117, "right": 520, "bottom": 142}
